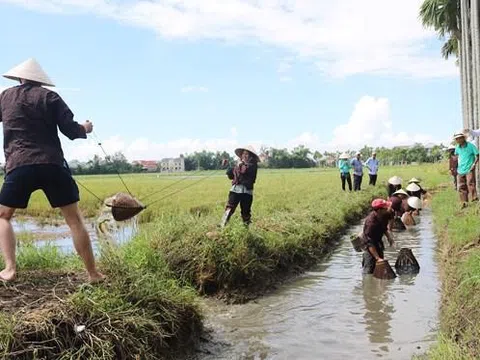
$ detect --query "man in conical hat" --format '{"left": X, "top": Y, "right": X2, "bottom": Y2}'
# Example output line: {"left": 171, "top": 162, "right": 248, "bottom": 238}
{"left": 220, "top": 145, "right": 260, "bottom": 227}
{"left": 453, "top": 131, "right": 479, "bottom": 207}
{"left": 0, "top": 58, "right": 104, "bottom": 282}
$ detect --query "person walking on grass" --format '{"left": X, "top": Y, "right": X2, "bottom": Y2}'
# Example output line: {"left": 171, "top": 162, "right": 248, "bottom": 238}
{"left": 220, "top": 145, "right": 259, "bottom": 228}
{"left": 351, "top": 152, "right": 364, "bottom": 191}
{"left": 0, "top": 58, "right": 104, "bottom": 283}
{"left": 453, "top": 131, "right": 479, "bottom": 207}
{"left": 447, "top": 145, "right": 458, "bottom": 190}
{"left": 365, "top": 152, "right": 379, "bottom": 186}
{"left": 338, "top": 153, "right": 352, "bottom": 191}
{"left": 360, "top": 199, "right": 395, "bottom": 274}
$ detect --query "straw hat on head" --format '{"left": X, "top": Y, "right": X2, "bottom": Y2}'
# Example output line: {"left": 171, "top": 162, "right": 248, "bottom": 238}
{"left": 355, "top": 151, "right": 361, "bottom": 156}
{"left": 339, "top": 152, "right": 349, "bottom": 160}
{"left": 235, "top": 145, "right": 260, "bottom": 162}
{"left": 3, "top": 58, "right": 54, "bottom": 87}
{"left": 408, "top": 177, "right": 421, "bottom": 184}
{"left": 407, "top": 196, "right": 423, "bottom": 210}
{"left": 406, "top": 183, "right": 421, "bottom": 192}
{"left": 447, "top": 144, "right": 456, "bottom": 151}
{"left": 453, "top": 131, "right": 466, "bottom": 140}
{"left": 388, "top": 176, "right": 402, "bottom": 186}
{"left": 393, "top": 189, "right": 409, "bottom": 197}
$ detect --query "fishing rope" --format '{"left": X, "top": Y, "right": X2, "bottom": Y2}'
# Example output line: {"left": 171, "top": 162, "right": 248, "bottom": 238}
{"left": 90, "top": 131, "right": 134, "bottom": 197}
{"left": 73, "top": 131, "right": 228, "bottom": 210}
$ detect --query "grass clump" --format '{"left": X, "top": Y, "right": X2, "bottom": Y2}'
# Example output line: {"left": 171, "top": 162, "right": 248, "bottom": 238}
{"left": 0, "top": 241, "right": 202, "bottom": 360}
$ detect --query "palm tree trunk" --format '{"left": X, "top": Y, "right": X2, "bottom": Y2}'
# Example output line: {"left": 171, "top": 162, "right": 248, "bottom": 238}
{"left": 471, "top": 0, "right": 480, "bottom": 191}
{"left": 461, "top": 0, "right": 471, "bottom": 130}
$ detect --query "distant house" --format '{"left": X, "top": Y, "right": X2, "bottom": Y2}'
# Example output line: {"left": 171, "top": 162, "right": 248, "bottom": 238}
{"left": 133, "top": 160, "right": 159, "bottom": 172}
{"left": 160, "top": 155, "right": 185, "bottom": 173}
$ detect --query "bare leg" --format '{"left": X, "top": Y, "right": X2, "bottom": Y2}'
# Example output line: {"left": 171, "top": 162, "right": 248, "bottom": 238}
{"left": 60, "top": 202, "right": 104, "bottom": 283}
{"left": 0, "top": 205, "right": 17, "bottom": 281}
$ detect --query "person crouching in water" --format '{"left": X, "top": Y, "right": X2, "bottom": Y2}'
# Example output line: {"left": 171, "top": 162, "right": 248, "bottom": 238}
{"left": 387, "top": 176, "right": 402, "bottom": 197}
{"left": 401, "top": 197, "right": 422, "bottom": 226}
{"left": 338, "top": 153, "right": 352, "bottom": 191}
{"left": 360, "top": 199, "right": 395, "bottom": 274}
{"left": 220, "top": 145, "right": 259, "bottom": 227}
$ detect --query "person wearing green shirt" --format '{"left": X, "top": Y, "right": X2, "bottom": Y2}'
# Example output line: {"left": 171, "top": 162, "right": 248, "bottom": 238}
{"left": 338, "top": 153, "right": 352, "bottom": 191}
{"left": 454, "top": 131, "right": 479, "bottom": 206}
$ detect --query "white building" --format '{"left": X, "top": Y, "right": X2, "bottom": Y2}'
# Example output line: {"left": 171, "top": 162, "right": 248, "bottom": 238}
{"left": 160, "top": 155, "right": 185, "bottom": 173}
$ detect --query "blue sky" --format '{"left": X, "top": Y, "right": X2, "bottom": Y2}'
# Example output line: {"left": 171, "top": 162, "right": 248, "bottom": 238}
{"left": 0, "top": 0, "right": 460, "bottom": 161}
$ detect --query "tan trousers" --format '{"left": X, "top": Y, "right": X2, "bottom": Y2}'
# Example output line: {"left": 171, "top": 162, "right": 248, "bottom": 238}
{"left": 457, "top": 171, "right": 478, "bottom": 202}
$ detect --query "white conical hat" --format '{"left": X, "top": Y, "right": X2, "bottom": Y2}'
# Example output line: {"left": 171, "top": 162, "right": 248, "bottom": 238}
{"left": 3, "top": 58, "right": 54, "bottom": 87}
{"left": 393, "top": 189, "right": 409, "bottom": 197}
{"left": 407, "top": 196, "right": 422, "bottom": 210}
{"left": 408, "top": 177, "right": 421, "bottom": 184}
{"left": 388, "top": 176, "right": 402, "bottom": 186}
{"left": 406, "top": 183, "right": 421, "bottom": 192}
{"left": 339, "top": 152, "right": 349, "bottom": 160}
{"left": 235, "top": 145, "right": 260, "bottom": 162}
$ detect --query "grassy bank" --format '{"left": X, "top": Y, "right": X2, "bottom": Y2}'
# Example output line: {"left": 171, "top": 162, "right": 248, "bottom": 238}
{"left": 0, "top": 242, "right": 202, "bottom": 359}
{"left": 426, "top": 189, "right": 480, "bottom": 359}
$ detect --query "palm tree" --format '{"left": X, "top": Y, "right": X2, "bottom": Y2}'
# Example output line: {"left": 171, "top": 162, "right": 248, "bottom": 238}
{"left": 419, "top": 0, "right": 461, "bottom": 60}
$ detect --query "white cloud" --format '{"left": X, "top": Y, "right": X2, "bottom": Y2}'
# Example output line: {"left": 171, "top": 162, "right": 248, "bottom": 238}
{"left": 0, "top": 0, "right": 458, "bottom": 78}
{"left": 287, "top": 95, "right": 442, "bottom": 152}
{"left": 180, "top": 85, "right": 209, "bottom": 93}
{"left": 277, "top": 61, "right": 291, "bottom": 73}
{"left": 279, "top": 76, "right": 292, "bottom": 82}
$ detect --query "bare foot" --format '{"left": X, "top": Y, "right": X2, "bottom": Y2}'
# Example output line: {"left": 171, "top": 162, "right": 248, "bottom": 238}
{"left": 88, "top": 272, "right": 106, "bottom": 284}
{"left": 0, "top": 268, "right": 16, "bottom": 282}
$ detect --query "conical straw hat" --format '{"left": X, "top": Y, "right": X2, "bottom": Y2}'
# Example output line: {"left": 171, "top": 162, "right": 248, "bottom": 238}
{"left": 406, "top": 183, "right": 421, "bottom": 192}
{"left": 235, "top": 145, "right": 260, "bottom": 162}
{"left": 408, "top": 177, "right": 421, "bottom": 184}
{"left": 407, "top": 196, "right": 422, "bottom": 210}
{"left": 393, "top": 189, "right": 409, "bottom": 197}
{"left": 339, "top": 152, "right": 349, "bottom": 160}
{"left": 388, "top": 176, "right": 402, "bottom": 186}
{"left": 3, "top": 58, "right": 55, "bottom": 87}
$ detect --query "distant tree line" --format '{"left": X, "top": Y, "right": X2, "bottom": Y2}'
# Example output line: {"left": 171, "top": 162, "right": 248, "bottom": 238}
{"left": 66, "top": 143, "right": 450, "bottom": 175}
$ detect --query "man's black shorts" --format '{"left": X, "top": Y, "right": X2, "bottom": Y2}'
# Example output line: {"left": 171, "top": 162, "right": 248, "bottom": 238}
{"left": 0, "top": 163, "right": 80, "bottom": 209}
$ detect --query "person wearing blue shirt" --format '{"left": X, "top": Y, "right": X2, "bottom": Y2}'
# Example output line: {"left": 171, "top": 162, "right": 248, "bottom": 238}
{"left": 365, "top": 152, "right": 379, "bottom": 186}
{"left": 351, "top": 152, "right": 364, "bottom": 191}
{"left": 338, "top": 153, "right": 352, "bottom": 191}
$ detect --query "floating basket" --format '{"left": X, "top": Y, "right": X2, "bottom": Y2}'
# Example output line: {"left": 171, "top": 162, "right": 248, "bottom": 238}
{"left": 109, "top": 193, "right": 145, "bottom": 222}
{"left": 350, "top": 233, "right": 364, "bottom": 252}
{"left": 373, "top": 260, "right": 397, "bottom": 280}
{"left": 394, "top": 248, "right": 420, "bottom": 275}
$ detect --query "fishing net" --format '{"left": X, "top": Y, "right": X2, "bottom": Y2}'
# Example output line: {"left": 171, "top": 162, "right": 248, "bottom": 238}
{"left": 107, "top": 192, "right": 146, "bottom": 221}
{"left": 394, "top": 248, "right": 420, "bottom": 275}
{"left": 373, "top": 260, "right": 397, "bottom": 280}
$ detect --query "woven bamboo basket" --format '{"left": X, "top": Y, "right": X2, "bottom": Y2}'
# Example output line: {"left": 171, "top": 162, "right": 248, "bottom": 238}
{"left": 373, "top": 259, "right": 397, "bottom": 280}
{"left": 111, "top": 193, "right": 145, "bottom": 221}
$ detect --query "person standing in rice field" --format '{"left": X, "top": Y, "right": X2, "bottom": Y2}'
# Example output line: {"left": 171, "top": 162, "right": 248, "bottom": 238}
{"left": 351, "top": 152, "right": 364, "bottom": 191}
{"left": 0, "top": 58, "right": 104, "bottom": 283}
{"left": 447, "top": 145, "right": 458, "bottom": 189}
{"left": 220, "top": 145, "right": 259, "bottom": 227}
{"left": 453, "top": 131, "right": 479, "bottom": 207}
{"left": 365, "top": 152, "right": 379, "bottom": 186}
{"left": 338, "top": 153, "right": 352, "bottom": 191}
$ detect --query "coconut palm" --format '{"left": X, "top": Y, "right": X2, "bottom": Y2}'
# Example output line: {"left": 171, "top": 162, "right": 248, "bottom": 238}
{"left": 419, "top": 0, "right": 461, "bottom": 59}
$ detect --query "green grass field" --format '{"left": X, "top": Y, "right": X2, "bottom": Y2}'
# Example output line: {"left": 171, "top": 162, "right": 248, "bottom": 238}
{"left": 1, "top": 163, "right": 458, "bottom": 359}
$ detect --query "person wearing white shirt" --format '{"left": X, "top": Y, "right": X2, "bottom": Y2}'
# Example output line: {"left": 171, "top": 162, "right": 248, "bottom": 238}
{"left": 365, "top": 152, "right": 380, "bottom": 186}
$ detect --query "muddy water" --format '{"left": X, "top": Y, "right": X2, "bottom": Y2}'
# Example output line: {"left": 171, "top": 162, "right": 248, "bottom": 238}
{"left": 12, "top": 217, "right": 138, "bottom": 254}
{"left": 195, "top": 209, "right": 440, "bottom": 360}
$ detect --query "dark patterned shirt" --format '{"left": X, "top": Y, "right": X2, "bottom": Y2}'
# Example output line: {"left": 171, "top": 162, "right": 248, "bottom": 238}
{"left": 0, "top": 83, "right": 86, "bottom": 174}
